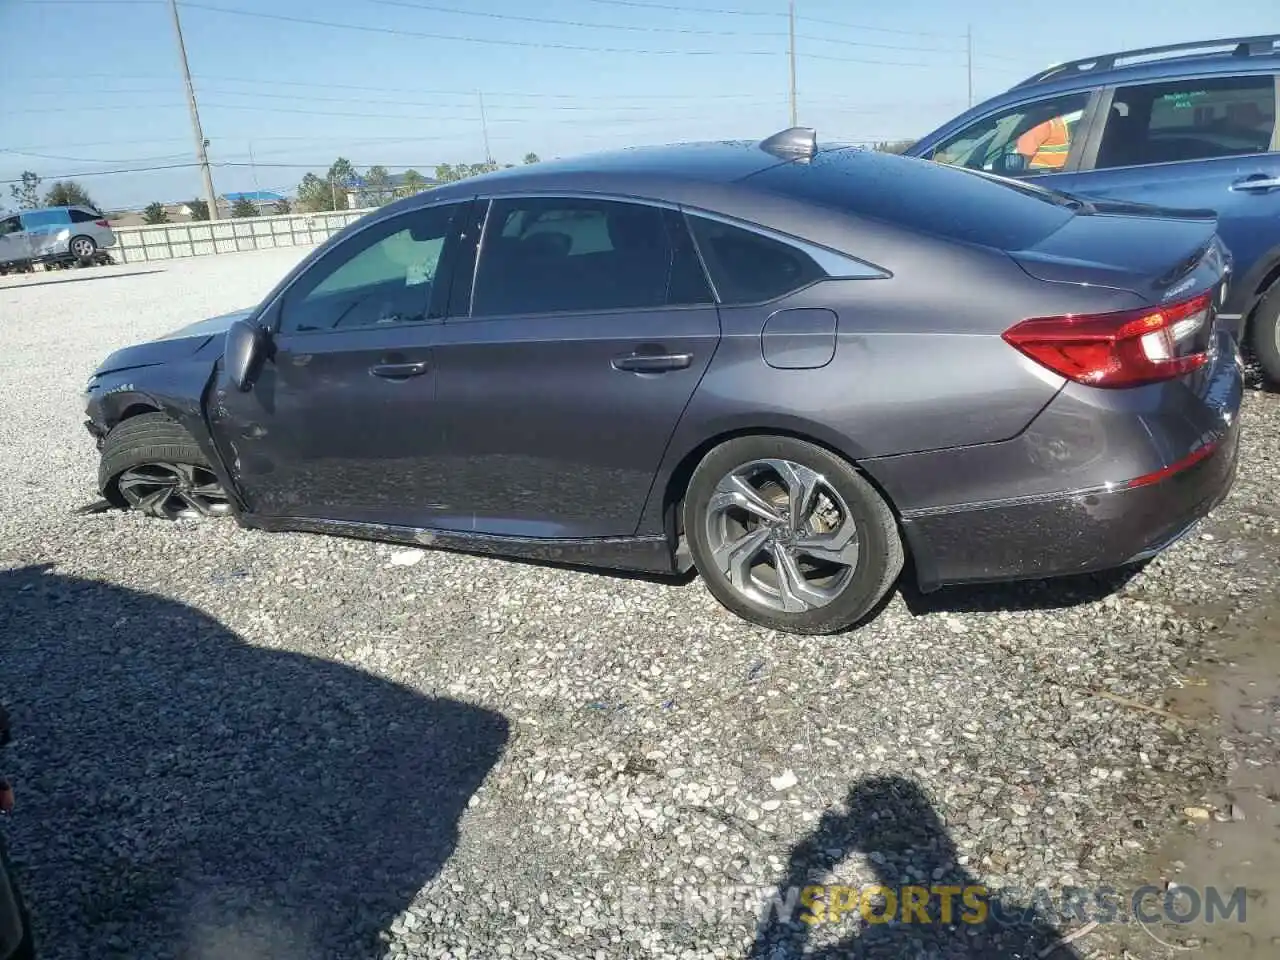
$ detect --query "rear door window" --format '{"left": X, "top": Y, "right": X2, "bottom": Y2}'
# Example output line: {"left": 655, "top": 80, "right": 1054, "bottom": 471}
{"left": 1095, "top": 74, "right": 1278, "bottom": 169}
{"left": 470, "top": 197, "right": 713, "bottom": 317}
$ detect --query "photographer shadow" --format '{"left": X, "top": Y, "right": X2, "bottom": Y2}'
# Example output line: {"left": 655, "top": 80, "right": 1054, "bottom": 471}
{"left": 0, "top": 564, "right": 509, "bottom": 959}
{"left": 749, "top": 775, "right": 1081, "bottom": 959}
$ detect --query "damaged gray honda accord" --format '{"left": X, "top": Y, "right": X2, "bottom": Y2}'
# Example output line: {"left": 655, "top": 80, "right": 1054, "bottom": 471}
{"left": 83, "top": 128, "right": 1243, "bottom": 635}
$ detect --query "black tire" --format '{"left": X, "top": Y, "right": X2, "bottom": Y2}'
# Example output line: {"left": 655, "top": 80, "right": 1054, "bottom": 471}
{"left": 1249, "top": 282, "right": 1280, "bottom": 388}
{"left": 684, "top": 435, "right": 904, "bottom": 635}
{"left": 68, "top": 235, "right": 97, "bottom": 266}
{"left": 100, "top": 412, "right": 232, "bottom": 520}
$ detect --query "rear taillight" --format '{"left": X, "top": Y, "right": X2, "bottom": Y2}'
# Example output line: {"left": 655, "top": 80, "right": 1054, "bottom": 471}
{"left": 1003, "top": 291, "right": 1214, "bottom": 388}
{"left": 95, "top": 219, "right": 110, "bottom": 228}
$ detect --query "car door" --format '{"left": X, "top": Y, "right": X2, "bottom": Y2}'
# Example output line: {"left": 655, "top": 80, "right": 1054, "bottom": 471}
{"left": 209, "top": 200, "right": 470, "bottom": 527}
{"left": 429, "top": 195, "right": 721, "bottom": 539}
{"left": 1044, "top": 72, "right": 1280, "bottom": 319}
{"left": 20, "top": 208, "right": 69, "bottom": 259}
{"left": 0, "top": 215, "right": 26, "bottom": 265}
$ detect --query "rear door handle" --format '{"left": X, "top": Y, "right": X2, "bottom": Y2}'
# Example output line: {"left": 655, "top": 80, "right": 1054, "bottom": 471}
{"left": 1229, "top": 175, "right": 1280, "bottom": 192}
{"left": 611, "top": 352, "right": 694, "bottom": 373}
{"left": 370, "top": 361, "right": 429, "bottom": 379}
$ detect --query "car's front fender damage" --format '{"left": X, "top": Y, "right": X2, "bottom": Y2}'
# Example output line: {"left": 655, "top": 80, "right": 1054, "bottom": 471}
{"left": 83, "top": 349, "right": 243, "bottom": 512}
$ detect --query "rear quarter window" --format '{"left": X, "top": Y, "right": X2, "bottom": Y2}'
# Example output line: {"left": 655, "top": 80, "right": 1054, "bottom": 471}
{"left": 748, "top": 149, "right": 1076, "bottom": 251}
{"left": 69, "top": 209, "right": 102, "bottom": 223}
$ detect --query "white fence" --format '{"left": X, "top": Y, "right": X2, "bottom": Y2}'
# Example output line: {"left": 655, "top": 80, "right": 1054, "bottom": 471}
{"left": 109, "top": 208, "right": 376, "bottom": 264}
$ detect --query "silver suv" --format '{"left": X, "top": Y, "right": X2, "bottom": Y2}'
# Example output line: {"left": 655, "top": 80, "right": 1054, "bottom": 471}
{"left": 0, "top": 205, "right": 116, "bottom": 269}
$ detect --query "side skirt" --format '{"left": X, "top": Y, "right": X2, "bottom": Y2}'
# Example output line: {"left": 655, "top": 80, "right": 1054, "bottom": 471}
{"left": 238, "top": 514, "right": 685, "bottom": 576}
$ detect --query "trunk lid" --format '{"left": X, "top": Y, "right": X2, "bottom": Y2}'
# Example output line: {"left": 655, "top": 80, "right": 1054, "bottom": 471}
{"left": 1006, "top": 198, "right": 1223, "bottom": 302}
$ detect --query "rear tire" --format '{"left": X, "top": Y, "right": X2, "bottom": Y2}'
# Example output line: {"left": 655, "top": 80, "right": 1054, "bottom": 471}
{"left": 1249, "top": 283, "right": 1280, "bottom": 388}
{"left": 69, "top": 234, "right": 97, "bottom": 266}
{"left": 101, "top": 412, "right": 232, "bottom": 520}
{"left": 684, "top": 435, "right": 903, "bottom": 635}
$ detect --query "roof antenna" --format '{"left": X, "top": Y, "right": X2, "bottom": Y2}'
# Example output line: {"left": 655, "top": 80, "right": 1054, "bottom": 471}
{"left": 760, "top": 126, "right": 817, "bottom": 161}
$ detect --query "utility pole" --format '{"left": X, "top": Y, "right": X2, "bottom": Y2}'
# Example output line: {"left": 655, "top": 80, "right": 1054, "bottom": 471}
{"left": 478, "top": 91, "right": 493, "bottom": 166}
{"left": 248, "top": 141, "right": 260, "bottom": 195}
{"left": 966, "top": 24, "right": 974, "bottom": 108}
{"left": 169, "top": 0, "right": 218, "bottom": 220}
{"left": 788, "top": 1, "right": 798, "bottom": 126}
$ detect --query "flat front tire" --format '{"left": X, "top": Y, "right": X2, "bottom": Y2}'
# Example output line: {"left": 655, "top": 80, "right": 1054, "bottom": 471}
{"left": 101, "top": 412, "right": 232, "bottom": 520}
{"left": 684, "top": 435, "right": 903, "bottom": 635}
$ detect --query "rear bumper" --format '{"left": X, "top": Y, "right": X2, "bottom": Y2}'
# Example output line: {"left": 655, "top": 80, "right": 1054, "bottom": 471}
{"left": 902, "top": 416, "right": 1240, "bottom": 591}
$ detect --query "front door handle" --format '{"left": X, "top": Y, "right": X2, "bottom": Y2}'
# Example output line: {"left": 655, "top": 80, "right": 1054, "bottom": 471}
{"left": 1229, "top": 174, "right": 1280, "bottom": 192}
{"left": 370, "top": 361, "right": 429, "bottom": 379}
{"left": 611, "top": 352, "right": 694, "bottom": 373}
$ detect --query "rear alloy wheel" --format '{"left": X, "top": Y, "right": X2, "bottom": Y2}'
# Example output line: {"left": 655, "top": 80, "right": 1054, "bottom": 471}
{"left": 101, "top": 412, "right": 232, "bottom": 521}
{"left": 69, "top": 235, "right": 97, "bottom": 265}
{"left": 685, "top": 436, "right": 903, "bottom": 635}
{"left": 1249, "top": 282, "right": 1280, "bottom": 387}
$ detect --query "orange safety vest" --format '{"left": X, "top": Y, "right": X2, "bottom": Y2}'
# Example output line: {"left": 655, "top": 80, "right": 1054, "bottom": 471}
{"left": 1015, "top": 116, "right": 1071, "bottom": 170}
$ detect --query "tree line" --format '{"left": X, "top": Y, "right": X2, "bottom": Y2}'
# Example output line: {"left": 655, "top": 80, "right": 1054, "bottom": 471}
{"left": 293, "top": 153, "right": 542, "bottom": 213}
{"left": 8, "top": 171, "right": 97, "bottom": 212}
{"left": 12, "top": 143, "right": 920, "bottom": 225}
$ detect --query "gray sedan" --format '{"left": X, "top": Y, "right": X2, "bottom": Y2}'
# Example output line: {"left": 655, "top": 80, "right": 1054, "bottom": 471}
{"left": 83, "top": 128, "right": 1242, "bottom": 635}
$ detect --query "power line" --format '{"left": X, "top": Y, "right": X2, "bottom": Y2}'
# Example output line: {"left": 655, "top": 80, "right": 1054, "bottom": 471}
{"left": 176, "top": 2, "right": 781, "bottom": 55}
{"left": 7, "top": 71, "right": 1017, "bottom": 101}
{"left": 366, "top": 0, "right": 782, "bottom": 37}
{"left": 574, "top": 0, "right": 965, "bottom": 39}
{"left": 191, "top": 87, "right": 785, "bottom": 113}
{"left": 796, "top": 13, "right": 965, "bottom": 39}
{"left": 796, "top": 34, "right": 965, "bottom": 55}
{"left": 2, "top": 162, "right": 199, "bottom": 183}
{"left": 799, "top": 51, "right": 962, "bottom": 68}
{"left": 575, "top": 0, "right": 781, "bottom": 16}
{"left": 0, "top": 149, "right": 192, "bottom": 164}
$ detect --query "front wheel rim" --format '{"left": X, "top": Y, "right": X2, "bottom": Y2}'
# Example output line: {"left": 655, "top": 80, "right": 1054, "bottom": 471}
{"left": 703, "top": 458, "right": 860, "bottom": 614}
{"left": 116, "top": 462, "right": 231, "bottom": 520}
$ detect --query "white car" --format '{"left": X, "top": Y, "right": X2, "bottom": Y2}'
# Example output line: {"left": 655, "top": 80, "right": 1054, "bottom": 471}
{"left": 0, "top": 205, "right": 116, "bottom": 269}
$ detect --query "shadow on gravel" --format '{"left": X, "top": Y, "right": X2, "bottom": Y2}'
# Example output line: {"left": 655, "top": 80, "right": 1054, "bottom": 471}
{"left": 900, "top": 566, "right": 1142, "bottom": 618}
{"left": 0, "top": 564, "right": 509, "bottom": 959}
{"left": 749, "top": 776, "right": 1081, "bottom": 960}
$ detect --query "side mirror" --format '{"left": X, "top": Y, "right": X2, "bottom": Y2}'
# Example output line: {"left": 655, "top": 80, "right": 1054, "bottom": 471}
{"left": 225, "top": 319, "right": 270, "bottom": 392}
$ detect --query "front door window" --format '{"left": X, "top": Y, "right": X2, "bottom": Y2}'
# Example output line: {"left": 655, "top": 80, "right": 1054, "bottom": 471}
{"left": 927, "top": 93, "right": 1091, "bottom": 177}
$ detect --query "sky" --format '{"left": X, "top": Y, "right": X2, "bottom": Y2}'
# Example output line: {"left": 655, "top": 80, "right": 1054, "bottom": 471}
{"left": 1, "top": 0, "right": 1275, "bottom": 211}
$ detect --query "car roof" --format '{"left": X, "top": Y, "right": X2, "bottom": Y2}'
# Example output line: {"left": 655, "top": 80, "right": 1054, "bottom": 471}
{"left": 362, "top": 133, "right": 1086, "bottom": 270}
{"left": 907, "top": 34, "right": 1280, "bottom": 154}
{"left": 19, "top": 205, "right": 95, "bottom": 214}
{"left": 414, "top": 140, "right": 789, "bottom": 203}
{"left": 972, "top": 34, "right": 1280, "bottom": 112}
{"left": 1013, "top": 33, "right": 1279, "bottom": 91}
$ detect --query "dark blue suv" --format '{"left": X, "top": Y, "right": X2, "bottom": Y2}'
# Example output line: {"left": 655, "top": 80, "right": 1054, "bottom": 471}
{"left": 908, "top": 34, "right": 1280, "bottom": 384}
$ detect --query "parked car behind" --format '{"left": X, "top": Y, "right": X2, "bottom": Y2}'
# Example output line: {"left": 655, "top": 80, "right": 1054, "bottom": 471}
{"left": 0, "top": 206, "right": 114, "bottom": 270}
{"left": 83, "top": 130, "right": 1241, "bottom": 636}
{"left": 906, "top": 34, "right": 1280, "bottom": 383}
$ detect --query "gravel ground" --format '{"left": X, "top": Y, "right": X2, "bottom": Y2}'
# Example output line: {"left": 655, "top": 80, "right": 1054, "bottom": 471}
{"left": 1, "top": 250, "right": 1278, "bottom": 959}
